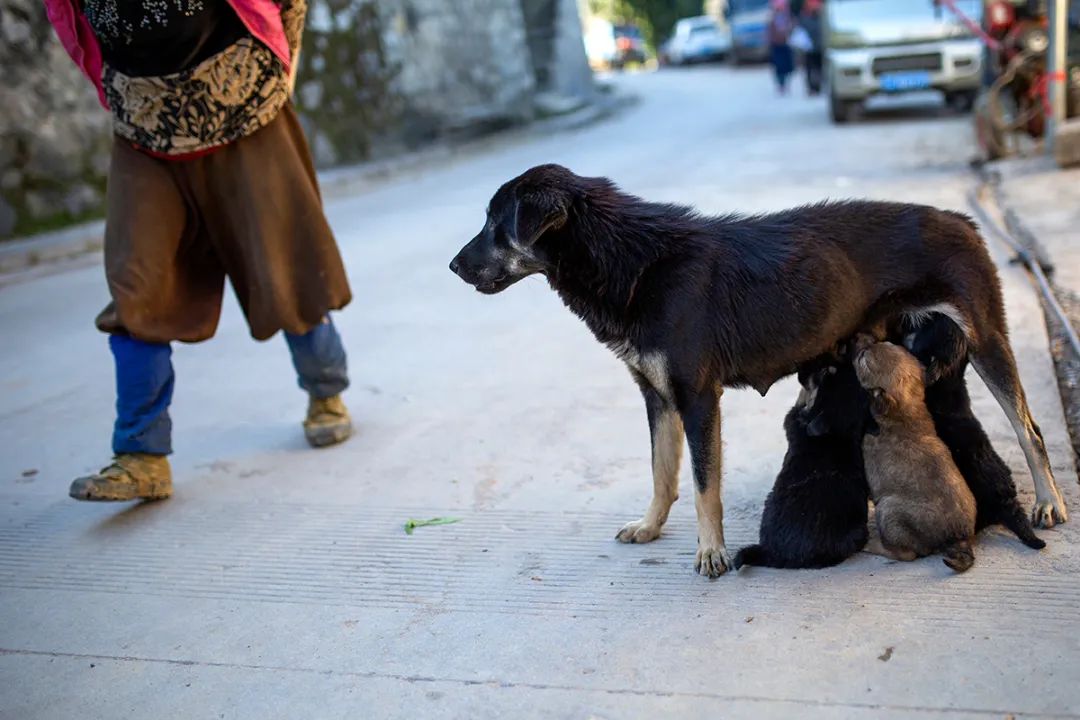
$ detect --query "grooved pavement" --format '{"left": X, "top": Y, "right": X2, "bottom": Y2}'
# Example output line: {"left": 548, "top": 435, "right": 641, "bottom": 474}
{"left": 1, "top": 68, "right": 1078, "bottom": 719}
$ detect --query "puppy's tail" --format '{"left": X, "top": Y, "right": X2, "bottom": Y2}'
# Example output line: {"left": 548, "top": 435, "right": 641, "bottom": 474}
{"left": 942, "top": 538, "right": 975, "bottom": 573}
{"left": 733, "top": 544, "right": 770, "bottom": 570}
{"left": 1000, "top": 503, "right": 1047, "bottom": 550}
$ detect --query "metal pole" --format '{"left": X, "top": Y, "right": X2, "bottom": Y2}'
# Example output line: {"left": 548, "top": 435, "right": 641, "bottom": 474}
{"left": 1047, "top": 0, "right": 1068, "bottom": 155}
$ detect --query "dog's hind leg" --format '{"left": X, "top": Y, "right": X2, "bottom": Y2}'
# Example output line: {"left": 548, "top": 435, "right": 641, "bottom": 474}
{"left": 862, "top": 536, "right": 912, "bottom": 561}
{"left": 971, "top": 336, "right": 1068, "bottom": 528}
{"left": 617, "top": 383, "right": 683, "bottom": 544}
{"left": 680, "top": 386, "right": 731, "bottom": 578}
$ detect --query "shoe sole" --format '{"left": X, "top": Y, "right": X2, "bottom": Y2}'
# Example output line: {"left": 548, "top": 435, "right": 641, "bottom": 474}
{"left": 305, "top": 424, "right": 353, "bottom": 448}
{"left": 70, "top": 487, "right": 173, "bottom": 502}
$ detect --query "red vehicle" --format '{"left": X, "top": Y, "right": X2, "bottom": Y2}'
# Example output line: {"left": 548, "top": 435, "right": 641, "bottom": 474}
{"left": 975, "top": 0, "right": 1080, "bottom": 158}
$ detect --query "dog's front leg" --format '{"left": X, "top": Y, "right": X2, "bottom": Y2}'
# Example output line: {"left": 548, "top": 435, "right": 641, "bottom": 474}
{"left": 680, "top": 387, "right": 731, "bottom": 578}
{"left": 617, "top": 383, "right": 683, "bottom": 544}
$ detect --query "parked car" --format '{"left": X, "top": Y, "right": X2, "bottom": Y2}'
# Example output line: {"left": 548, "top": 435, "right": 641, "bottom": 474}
{"left": 825, "top": 0, "right": 984, "bottom": 123}
{"left": 665, "top": 16, "right": 732, "bottom": 65}
{"left": 585, "top": 18, "right": 647, "bottom": 70}
{"left": 724, "top": 0, "right": 770, "bottom": 64}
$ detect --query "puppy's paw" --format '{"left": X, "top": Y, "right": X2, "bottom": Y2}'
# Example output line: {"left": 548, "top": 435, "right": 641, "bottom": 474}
{"left": 616, "top": 519, "right": 662, "bottom": 544}
{"left": 1032, "top": 496, "right": 1068, "bottom": 528}
{"left": 695, "top": 543, "right": 732, "bottom": 578}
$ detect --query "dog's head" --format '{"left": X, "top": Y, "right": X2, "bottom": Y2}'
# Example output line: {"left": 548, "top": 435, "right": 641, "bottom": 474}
{"left": 449, "top": 164, "right": 577, "bottom": 294}
{"left": 796, "top": 343, "right": 873, "bottom": 438}
{"left": 897, "top": 313, "right": 968, "bottom": 385}
{"left": 854, "top": 340, "right": 926, "bottom": 419}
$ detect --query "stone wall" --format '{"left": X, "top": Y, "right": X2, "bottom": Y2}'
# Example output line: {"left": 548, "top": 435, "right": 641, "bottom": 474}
{"left": 382, "top": 0, "right": 538, "bottom": 136}
{"left": 0, "top": 0, "right": 594, "bottom": 239}
{"left": 0, "top": 0, "right": 112, "bottom": 238}
{"left": 295, "top": 0, "right": 541, "bottom": 167}
{"left": 522, "top": 0, "right": 595, "bottom": 107}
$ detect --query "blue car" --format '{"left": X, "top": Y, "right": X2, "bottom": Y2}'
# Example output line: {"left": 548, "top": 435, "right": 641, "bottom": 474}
{"left": 725, "top": 0, "right": 770, "bottom": 64}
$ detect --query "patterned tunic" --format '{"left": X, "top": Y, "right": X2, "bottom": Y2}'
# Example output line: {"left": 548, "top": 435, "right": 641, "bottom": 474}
{"left": 82, "top": 0, "right": 305, "bottom": 156}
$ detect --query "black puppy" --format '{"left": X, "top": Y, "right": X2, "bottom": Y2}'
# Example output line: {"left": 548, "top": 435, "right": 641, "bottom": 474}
{"left": 898, "top": 314, "right": 1044, "bottom": 549}
{"left": 734, "top": 351, "right": 873, "bottom": 569}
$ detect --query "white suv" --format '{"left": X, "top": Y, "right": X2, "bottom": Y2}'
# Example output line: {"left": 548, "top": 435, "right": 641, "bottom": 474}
{"left": 825, "top": 0, "right": 984, "bottom": 123}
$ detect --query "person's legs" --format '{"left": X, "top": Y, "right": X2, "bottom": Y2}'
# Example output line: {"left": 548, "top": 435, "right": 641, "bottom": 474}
{"left": 72, "top": 139, "right": 222, "bottom": 502}
{"left": 192, "top": 105, "right": 354, "bottom": 447}
{"left": 70, "top": 335, "right": 175, "bottom": 501}
{"left": 111, "top": 335, "right": 175, "bottom": 455}
{"left": 285, "top": 316, "right": 353, "bottom": 447}
{"left": 806, "top": 51, "right": 822, "bottom": 94}
{"left": 285, "top": 316, "right": 348, "bottom": 399}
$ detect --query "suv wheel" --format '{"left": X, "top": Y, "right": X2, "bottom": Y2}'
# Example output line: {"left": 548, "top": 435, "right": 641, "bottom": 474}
{"left": 830, "top": 93, "right": 859, "bottom": 124}
{"left": 946, "top": 90, "right": 977, "bottom": 114}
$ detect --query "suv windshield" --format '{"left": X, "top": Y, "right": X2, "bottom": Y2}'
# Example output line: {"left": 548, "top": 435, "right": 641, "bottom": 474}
{"left": 829, "top": 0, "right": 980, "bottom": 23}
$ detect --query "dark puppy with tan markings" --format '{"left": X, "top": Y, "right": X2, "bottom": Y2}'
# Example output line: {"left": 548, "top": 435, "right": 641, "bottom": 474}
{"left": 856, "top": 339, "right": 977, "bottom": 571}
{"left": 734, "top": 349, "right": 873, "bottom": 570}
{"left": 450, "top": 164, "right": 1066, "bottom": 578}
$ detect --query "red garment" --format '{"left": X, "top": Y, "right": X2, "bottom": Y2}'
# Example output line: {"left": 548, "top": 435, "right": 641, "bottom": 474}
{"left": 43, "top": 0, "right": 291, "bottom": 109}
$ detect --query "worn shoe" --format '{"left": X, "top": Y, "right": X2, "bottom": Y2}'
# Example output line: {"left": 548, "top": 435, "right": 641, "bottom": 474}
{"left": 304, "top": 394, "right": 353, "bottom": 448}
{"left": 69, "top": 454, "right": 173, "bottom": 502}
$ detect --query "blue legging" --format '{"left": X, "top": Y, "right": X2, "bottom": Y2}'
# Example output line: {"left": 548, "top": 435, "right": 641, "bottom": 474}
{"left": 111, "top": 317, "right": 348, "bottom": 455}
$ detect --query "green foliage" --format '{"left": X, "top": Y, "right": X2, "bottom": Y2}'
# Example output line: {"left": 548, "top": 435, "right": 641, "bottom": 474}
{"left": 588, "top": 0, "right": 706, "bottom": 49}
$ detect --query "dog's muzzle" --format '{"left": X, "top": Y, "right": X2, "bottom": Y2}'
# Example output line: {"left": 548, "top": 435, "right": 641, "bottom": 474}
{"left": 449, "top": 249, "right": 518, "bottom": 294}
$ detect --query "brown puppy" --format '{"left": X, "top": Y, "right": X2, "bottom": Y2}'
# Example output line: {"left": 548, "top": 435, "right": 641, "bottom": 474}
{"left": 855, "top": 339, "right": 977, "bottom": 572}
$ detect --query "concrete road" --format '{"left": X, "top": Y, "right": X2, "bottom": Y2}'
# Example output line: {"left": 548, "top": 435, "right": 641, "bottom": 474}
{"left": 1, "top": 66, "right": 1078, "bottom": 719}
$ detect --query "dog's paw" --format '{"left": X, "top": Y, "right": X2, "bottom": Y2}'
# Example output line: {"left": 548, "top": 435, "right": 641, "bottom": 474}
{"left": 616, "top": 519, "right": 662, "bottom": 544}
{"left": 1032, "top": 496, "right": 1068, "bottom": 528}
{"left": 695, "top": 543, "right": 732, "bottom": 578}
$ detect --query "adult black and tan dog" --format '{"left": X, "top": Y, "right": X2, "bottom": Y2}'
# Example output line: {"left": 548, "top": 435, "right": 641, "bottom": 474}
{"left": 449, "top": 164, "right": 1067, "bottom": 577}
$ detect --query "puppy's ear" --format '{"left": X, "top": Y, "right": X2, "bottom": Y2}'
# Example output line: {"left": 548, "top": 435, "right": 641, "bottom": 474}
{"left": 514, "top": 189, "right": 568, "bottom": 246}
{"left": 869, "top": 388, "right": 896, "bottom": 417}
{"left": 806, "top": 413, "right": 830, "bottom": 437}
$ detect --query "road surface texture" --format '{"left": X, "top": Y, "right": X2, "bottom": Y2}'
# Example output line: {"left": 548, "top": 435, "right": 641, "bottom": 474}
{"left": 1, "top": 67, "right": 1078, "bottom": 719}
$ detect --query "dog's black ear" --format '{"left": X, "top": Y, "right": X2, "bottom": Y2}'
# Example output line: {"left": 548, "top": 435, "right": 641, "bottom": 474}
{"left": 806, "top": 413, "right": 830, "bottom": 437}
{"left": 514, "top": 189, "right": 568, "bottom": 246}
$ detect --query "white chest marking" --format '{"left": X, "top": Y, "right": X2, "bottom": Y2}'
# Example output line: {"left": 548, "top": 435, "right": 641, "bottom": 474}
{"left": 613, "top": 342, "right": 672, "bottom": 399}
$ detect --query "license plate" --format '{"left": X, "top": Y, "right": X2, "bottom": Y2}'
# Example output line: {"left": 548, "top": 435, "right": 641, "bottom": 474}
{"left": 879, "top": 71, "right": 931, "bottom": 92}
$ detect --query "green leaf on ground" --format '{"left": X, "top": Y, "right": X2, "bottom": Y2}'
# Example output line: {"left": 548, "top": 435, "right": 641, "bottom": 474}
{"left": 404, "top": 517, "right": 462, "bottom": 535}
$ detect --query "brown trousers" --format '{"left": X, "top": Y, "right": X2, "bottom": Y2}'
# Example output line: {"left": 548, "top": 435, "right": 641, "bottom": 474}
{"left": 96, "top": 103, "right": 352, "bottom": 343}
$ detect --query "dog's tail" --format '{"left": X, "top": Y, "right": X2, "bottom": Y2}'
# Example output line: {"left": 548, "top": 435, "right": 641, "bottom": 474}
{"left": 999, "top": 503, "right": 1047, "bottom": 549}
{"left": 942, "top": 538, "right": 975, "bottom": 573}
{"left": 733, "top": 544, "right": 771, "bottom": 570}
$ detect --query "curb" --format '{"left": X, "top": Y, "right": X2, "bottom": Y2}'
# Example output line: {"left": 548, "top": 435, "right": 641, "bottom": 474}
{"left": 0, "top": 90, "right": 637, "bottom": 278}
{"left": 0, "top": 220, "right": 106, "bottom": 275}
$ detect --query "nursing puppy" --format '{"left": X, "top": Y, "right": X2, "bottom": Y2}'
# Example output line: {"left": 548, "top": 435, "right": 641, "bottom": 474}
{"left": 855, "top": 340, "right": 978, "bottom": 571}
{"left": 898, "top": 314, "right": 1044, "bottom": 549}
{"left": 450, "top": 164, "right": 1066, "bottom": 578}
{"left": 734, "top": 350, "right": 872, "bottom": 570}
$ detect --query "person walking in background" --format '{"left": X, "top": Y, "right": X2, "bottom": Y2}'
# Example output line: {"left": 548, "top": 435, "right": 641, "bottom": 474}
{"left": 800, "top": 0, "right": 825, "bottom": 96}
{"left": 45, "top": 0, "right": 355, "bottom": 502}
{"left": 767, "top": 0, "right": 796, "bottom": 95}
